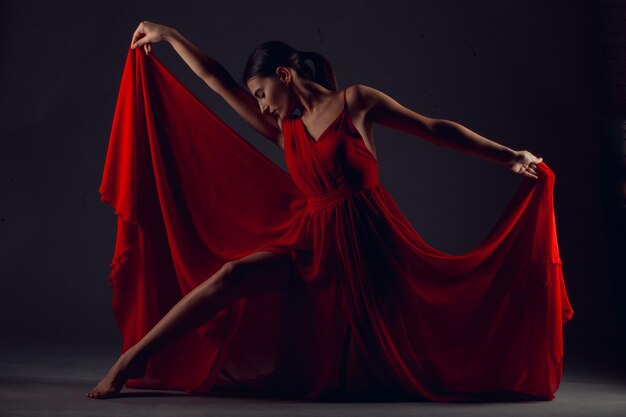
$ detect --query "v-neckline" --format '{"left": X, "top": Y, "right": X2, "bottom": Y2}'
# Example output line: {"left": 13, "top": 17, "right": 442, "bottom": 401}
{"left": 298, "top": 99, "right": 346, "bottom": 145}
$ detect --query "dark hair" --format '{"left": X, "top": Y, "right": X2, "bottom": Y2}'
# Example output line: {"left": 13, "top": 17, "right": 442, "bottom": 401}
{"left": 241, "top": 40, "right": 338, "bottom": 91}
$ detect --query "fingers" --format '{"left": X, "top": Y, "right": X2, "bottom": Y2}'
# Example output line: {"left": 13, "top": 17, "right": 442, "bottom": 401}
{"left": 523, "top": 166, "right": 539, "bottom": 179}
{"left": 131, "top": 25, "right": 144, "bottom": 48}
{"left": 511, "top": 150, "right": 544, "bottom": 179}
{"left": 131, "top": 36, "right": 145, "bottom": 49}
{"left": 131, "top": 34, "right": 144, "bottom": 48}
{"left": 133, "top": 38, "right": 149, "bottom": 49}
{"left": 520, "top": 168, "right": 538, "bottom": 179}
{"left": 516, "top": 162, "right": 540, "bottom": 180}
{"left": 131, "top": 21, "right": 152, "bottom": 49}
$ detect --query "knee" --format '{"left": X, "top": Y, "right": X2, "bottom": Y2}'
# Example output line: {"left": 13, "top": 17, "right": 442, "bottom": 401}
{"left": 214, "top": 260, "right": 246, "bottom": 289}
{"left": 220, "top": 260, "right": 237, "bottom": 276}
{"left": 210, "top": 253, "right": 293, "bottom": 297}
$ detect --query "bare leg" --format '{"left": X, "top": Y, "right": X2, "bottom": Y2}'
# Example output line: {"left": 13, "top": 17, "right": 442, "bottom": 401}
{"left": 86, "top": 250, "right": 293, "bottom": 399}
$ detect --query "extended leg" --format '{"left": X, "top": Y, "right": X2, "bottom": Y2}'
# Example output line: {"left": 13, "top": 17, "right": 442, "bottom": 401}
{"left": 86, "top": 250, "right": 294, "bottom": 399}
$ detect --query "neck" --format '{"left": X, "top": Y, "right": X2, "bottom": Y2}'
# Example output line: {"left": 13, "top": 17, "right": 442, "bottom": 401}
{"left": 291, "top": 79, "right": 334, "bottom": 117}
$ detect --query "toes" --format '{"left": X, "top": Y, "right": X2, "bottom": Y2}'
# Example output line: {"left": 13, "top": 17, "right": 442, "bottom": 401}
{"left": 86, "top": 390, "right": 103, "bottom": 399}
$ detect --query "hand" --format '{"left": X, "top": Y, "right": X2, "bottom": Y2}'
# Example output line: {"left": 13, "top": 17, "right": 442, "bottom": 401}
{"left": 506, "top": 150, "right": 543, "bottom": 180}
{"left": 130, "top": 21, "right": 172, "bottom": 55}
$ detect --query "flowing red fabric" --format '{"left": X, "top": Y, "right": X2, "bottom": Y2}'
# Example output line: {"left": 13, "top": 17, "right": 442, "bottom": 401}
{"left": 99, "top": 47, "right": 574, "bottom": 401}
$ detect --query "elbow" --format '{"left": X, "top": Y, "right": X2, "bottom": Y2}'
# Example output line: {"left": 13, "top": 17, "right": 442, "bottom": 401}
{"left": 429, "top": 119, "right": 458, "bottom": 146}
{"left": 201, "top": 61, "right": 234, "bottom": 90}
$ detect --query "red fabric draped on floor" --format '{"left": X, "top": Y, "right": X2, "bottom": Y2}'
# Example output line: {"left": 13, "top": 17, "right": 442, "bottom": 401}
{"left": 99, "top": 47, "right": 574, "bottom": 401}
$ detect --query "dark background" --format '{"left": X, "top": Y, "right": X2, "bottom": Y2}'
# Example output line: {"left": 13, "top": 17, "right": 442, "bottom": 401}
{"left": 1, "top": 0, "right": 624, "bottom": 376}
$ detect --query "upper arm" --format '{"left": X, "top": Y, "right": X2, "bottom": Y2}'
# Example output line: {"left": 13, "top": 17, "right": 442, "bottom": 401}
{"left": 357, "top": 84, "right": 444, "bottom": 145}
{"left": 209, "top": 78, "right": 284, "bottom": 147}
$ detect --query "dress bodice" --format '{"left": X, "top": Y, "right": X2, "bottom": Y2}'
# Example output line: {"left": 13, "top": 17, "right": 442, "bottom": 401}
{"left": 281, "top": 87, "right": 381, "bottom": 209}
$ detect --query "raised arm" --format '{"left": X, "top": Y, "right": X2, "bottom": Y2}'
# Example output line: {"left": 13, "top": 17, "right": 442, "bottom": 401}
{"left": 356, "top": 84, "right": 543, "bottom": 179}
{"left": 130, "top": 21, "right": 283, "bottom": 147}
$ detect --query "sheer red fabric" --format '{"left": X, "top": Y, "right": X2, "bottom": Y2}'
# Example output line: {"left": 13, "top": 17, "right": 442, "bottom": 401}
{"left": 99, "top": 47, "right": 574, "bottom": 401}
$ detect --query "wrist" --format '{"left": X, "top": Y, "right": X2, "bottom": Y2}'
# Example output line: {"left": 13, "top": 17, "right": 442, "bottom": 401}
{"left": 163, "top": 28, "right": 178, "bottom": 43}
{"left": 497, "top": 148, "right": 518, "bottom": 166}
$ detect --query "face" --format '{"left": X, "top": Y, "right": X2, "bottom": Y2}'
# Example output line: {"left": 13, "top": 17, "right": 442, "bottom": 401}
{"left": 247, "top": 66, "right": 293, "bottom": 119}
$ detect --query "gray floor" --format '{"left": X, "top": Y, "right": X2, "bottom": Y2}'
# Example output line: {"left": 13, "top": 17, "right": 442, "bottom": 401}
{"left": 1, "top": 343, "right": 625, "bottom": 417}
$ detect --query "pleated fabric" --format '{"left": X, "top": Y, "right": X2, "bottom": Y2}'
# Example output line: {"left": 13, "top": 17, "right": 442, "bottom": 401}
{"left": 99, "top": 47, "right": 574, "bottom": 402}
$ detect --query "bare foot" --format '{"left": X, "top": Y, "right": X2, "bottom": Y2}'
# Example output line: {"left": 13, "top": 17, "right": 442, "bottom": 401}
{"left": 85, "top": 348, "right": 148, "bottom": 399}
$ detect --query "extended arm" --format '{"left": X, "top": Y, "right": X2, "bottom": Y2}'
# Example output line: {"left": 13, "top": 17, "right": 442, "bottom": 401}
{"left": 130, "top": 22, "right": 283, "bottom": 146}
{"left": 357, "top": 85, "right": 542, "bottom": 179}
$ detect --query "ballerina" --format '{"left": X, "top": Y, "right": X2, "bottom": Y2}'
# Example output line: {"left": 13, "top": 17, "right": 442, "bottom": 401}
{"left": 87, "top": 20, "right": 552, "bottom": 400}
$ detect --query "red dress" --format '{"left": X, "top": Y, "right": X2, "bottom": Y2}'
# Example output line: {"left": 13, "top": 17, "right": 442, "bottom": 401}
{"left": 99, "top": 47, "right": 574, "bottom": 401}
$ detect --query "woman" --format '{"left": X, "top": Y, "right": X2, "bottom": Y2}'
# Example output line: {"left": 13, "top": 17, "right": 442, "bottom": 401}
{"left": 87, "top": 21, "right": 560, "bottom": 401}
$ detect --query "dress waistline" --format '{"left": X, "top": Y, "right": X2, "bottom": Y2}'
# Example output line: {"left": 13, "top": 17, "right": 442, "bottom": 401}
{"left": 306, "top": 183, "right": 380, "bottom": 210}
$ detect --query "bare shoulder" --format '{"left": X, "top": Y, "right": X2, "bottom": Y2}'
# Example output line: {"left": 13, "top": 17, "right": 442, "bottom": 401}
{"left": 348, "top": 84, "right": 441, "bottom": 143}
{"left": 343, "top": 84, "right": 376, "bottom": 122}
{"left": 345, "top": 83, "right": 402, "bottom": 126}
{"left": 345, "top": 84, "right": 371, "bottom": 109}
{"left": 347, "top": 84, "right": 398, "bottom": 120}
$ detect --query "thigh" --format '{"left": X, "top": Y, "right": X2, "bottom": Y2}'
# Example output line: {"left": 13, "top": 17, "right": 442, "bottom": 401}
{"left": 218, "top": 250, "right": 295, "bottom": 299}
